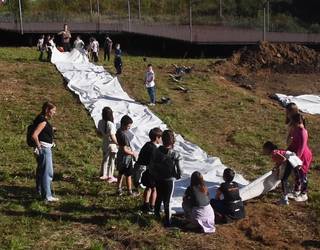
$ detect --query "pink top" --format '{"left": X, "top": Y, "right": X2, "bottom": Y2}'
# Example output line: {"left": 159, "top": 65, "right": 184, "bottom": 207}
{"left": 271, "top": 149, "right": 287, "bottom": 166}
{"left": 287, "top": 127, "right": 313, "bottom": 173}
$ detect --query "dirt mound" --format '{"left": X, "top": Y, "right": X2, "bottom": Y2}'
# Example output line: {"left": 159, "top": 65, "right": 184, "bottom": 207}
{"left": 231, "top": 42, "right": 320, "bottom": 73}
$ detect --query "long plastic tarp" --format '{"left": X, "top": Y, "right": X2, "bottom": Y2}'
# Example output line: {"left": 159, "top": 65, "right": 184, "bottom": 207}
{"left": 51, "top": 48, "right": 281, "bottom": 211}
{"left": 275, "top": 93, "right": 320, "bottom": 115}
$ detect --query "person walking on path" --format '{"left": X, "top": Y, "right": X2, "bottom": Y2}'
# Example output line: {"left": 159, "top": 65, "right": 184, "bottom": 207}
{"left": 104, "top": 36, "right": 113, "bottom": 61}
{"left": 31, "top": 102, "right": 59, "bottom": 202}
{"left": 58, "top": 24, "right": 72, "bottom": 52}
{"left": 145, "top": 64, "right": 156, "bottom": 106}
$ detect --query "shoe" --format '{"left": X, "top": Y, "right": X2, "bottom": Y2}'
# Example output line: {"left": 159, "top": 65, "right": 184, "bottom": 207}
{"left": 110, "top": 176, "right": 118, "bottom": 183}
{"left": 277, "top": 198, "right": 289, "bottom": 205}
{"left": 117, "top": 189, "right": 124, "bottom": 196}
{"left": 294, "top": 193, "right": 308, "bottom": 202}
{"left": 128, "top": 190, "right": 139, "bottom": 197}
{"left": 148, "top": 103, "right": 155, "bottom": 106}
{"left": 148, "top": 207, "right": 155, "bottom": 215}
{"left": 287, "top": 191, "right": 300, "bottom": 199}
{"left": 46, "top": 197, "right": 59, "bottom": 202}
{"left": 99, "top": 176, "right": 109, "bottom": 180}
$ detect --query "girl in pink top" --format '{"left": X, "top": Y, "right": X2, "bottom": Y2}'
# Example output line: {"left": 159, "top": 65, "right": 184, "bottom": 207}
{"left": 287, "top": 113, "right": 312, "bottom": 202}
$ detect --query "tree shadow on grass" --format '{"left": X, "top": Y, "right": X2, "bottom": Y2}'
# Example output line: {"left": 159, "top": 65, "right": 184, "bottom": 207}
{"left": 301, "top": 240, "right": 320, "bottom": 248}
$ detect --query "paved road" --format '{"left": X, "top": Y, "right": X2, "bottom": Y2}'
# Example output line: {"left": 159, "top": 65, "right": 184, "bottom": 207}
{"left": 1, "top": 21, "right": 320, "bottom": 44}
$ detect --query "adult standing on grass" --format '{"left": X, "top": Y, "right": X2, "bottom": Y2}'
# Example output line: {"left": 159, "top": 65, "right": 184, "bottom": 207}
{"left": 145, "top": 64, "right": 156, "bottom": 106}
{"left": 31, "top": 102, "right": 59, "bottom": 202}
{"left": 58, "top": 24, "right": 72, "bottom": 52}
{"left": 150, "top": 130, "right": 183, "bottom": 227}
{"left": 104, "top": 36, "right": 113, "bottom": 61}
{"left": 114, "top": 43, "right": 122, "bottom": 75}
{"left": 90, "top": 37, "right": 99, "bottom": 63}
{"left": 97, "top": 107, "right": 118, "bottom": 183}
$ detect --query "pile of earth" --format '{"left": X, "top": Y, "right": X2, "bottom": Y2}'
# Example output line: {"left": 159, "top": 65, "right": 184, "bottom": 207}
{"left": 213, "top": 42, "right": 320, "bottom": 90}
{"left": 230, "top": 41, "right": 320, "bottom": 73}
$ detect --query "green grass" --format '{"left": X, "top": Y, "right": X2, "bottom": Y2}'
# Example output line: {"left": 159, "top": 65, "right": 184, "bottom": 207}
{"left": 0, "top": 47, "right": 319, "bottom": 249}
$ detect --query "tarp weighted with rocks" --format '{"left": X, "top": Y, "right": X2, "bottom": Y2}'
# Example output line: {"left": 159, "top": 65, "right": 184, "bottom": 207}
{"left": 51, "top": 47, "right": 281, "bottom": 211}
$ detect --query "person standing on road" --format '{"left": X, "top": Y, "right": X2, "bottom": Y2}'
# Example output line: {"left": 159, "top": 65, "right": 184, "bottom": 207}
{"left": 104, "top": 36, "right": 113, "bottom": 61}
{"left": 58, "top": 24, "right": 72, "bottom": 52}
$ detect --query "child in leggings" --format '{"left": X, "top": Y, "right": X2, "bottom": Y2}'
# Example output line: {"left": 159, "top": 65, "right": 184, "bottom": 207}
{"left": 263, "top": 141, "right": 302, "bottom": 205}
{"left": 150, "top": 130, "right": 183, "bottom": 227}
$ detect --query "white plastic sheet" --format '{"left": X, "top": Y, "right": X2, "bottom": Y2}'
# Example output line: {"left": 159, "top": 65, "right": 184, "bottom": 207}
{"left": 51, "top": 48, "right": 279, "bottom": 211}
{"left": 275, "top": 93, "right": 320, "bottom": 115}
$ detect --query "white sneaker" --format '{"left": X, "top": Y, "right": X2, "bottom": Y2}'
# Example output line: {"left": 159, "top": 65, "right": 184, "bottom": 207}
{"left": 46, "top": 197, "right": 60, "bottom": 202}
{"left": 294, "top": 193, "right": 308, "bottom": 202}
{"left": 277, "top": 198, "right": 289, "bottom": 205}
{"left": 148, "top": 103, "right": 155, "bottom": 106}
{"left": 287, "top": 191, "right": 300, "bottom": 199}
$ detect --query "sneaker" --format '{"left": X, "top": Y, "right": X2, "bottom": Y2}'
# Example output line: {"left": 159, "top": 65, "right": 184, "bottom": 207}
{"left": 46, "top": 197, "right": 59, "bottom": 202}
{"left": 287, "top": 191, "right": 300, "bottom": 199}
{"left": 148, "top": 207, "right": 155, "bottom": 215}
{"left": 117, "top": 189, "right": 124, "bottom": 196}
{"left": 128, "top": 190, "right": 140, "bottom": 197}
{"left": 99, "top": 176, "right": 109, "bottom": 180}
{"left": 277, "top": 198, "right": 289, "bottom": 205}
{"left": 148, "top": 103, "right": 155, "bottom": 106}
{"left": 107, "top": 176, "right": 117, "bottom": 183}
{"left": 294, "top": 193, "right": 308, "bottom": 202}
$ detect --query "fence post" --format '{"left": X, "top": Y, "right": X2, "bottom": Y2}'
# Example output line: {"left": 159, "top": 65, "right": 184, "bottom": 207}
{"left": 219, "top": 0, "right": 223, "bottom": 18}
{"left": 189, "top": 0, "right": 192, "bottom": 42}
{"left": 97, "top": 0, "right": 100, "bottom": 32}
{"left": 263, "top": 6, "right": 266, "bottom": 41}
{"left": 138, "top": 0, "right": 141, "bottom": 19}
{"left": 18, "top": 0, "right": 23, "bottom": 34}
{"left": 128, "top": 0, "right": 131, "bottom": 32}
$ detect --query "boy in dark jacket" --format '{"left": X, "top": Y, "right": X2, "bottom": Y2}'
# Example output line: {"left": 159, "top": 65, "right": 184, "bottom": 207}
{"left": 136, "top": 127, "right": 162, "bottom": 213}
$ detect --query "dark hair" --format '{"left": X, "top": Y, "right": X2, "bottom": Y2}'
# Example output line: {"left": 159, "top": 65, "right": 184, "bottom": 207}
{"left": 291, "top": 113, "right": 304, "bottom": 125}
{"left": 102, "top": 107, "right": 114, "bottom": 123}
{"left": 41, "top": 101, "right": 56, "bottom": 115}
{"left": 120, "top": 115, "right": 133, "bottom": 128}
{"left": 223, "top": 168, "right": 235, "bottom": 183}
{"left": 162, "top": 130, "right": 175, "bottom": 147}
{"left": 191, "top": 171, "right": 208, "bottom": 193}
{"left": 149, "top": 127, "right": 162, "bottom": 141}
{"left": 147, "top": 64, "right": 152, "bottom": 67}
{"left": 285, "top": 103, "right": 299, "bottom": 124}
{"left": 263, "top": 141, "right": 278, "bottom": 152}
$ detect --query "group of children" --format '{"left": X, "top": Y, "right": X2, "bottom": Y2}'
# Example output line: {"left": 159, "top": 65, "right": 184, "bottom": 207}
{"left": 97, "top": 106, "right": 245, "bottom": 233}
{"left": 37, "top": 33, "right": 123, "bottom": 75}
{"left": 263, "top": 103, "right": 313, "bottom": 205}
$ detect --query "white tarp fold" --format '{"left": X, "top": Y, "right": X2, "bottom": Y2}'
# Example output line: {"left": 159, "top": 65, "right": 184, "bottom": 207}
{"left": 52, "top": 48, "right": 280, "bottom": 211}
{"left": 275, "top": 93, "right": 320, "bottom": 115}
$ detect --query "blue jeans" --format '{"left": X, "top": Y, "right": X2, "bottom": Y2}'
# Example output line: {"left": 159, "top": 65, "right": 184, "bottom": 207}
{"left": 147, "top": 86, "right": 156, "bottom": 104}
{"left": 36, "top": 147, "right": 53, "bottom": 199}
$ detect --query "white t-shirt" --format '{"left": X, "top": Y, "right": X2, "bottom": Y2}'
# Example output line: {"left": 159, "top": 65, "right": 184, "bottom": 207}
{"left": 145, "top": 70, "right": 155, "bottom": 88}
{"left": 91, "top": 40, "right": 99, "bottom": 53}
{"left": 74, "top": 39, "right": 84, "bottom": 49}
{"left": 98, "top": 120, "right": 116, "bottom": 151}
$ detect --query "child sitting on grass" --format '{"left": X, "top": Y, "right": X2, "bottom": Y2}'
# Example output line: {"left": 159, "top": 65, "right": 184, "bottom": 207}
{"left": 135, "top": 127, "right": 163, "bottom": 213}
{"left": 116, "top": 115, "right": 138, "bottom": 196}
{"left": 211, "top": 168, "right": 245, "bottom": 223}
{"left": 182, "top": 171, "right": 215, "bottom": 233}
{"left": 263, "top": 141, "right": 302, "bottom": 205}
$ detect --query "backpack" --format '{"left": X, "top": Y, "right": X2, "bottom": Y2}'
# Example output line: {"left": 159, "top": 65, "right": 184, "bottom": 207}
{"left": 151, "top": 148, "right": 180, "bottom": 180}
{"left": 26, "top": 123, "right": 36, "bottom": 147}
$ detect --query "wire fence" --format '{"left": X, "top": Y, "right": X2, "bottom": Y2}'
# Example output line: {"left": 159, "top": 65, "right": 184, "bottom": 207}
{"left": 0, "top": 0, "right": 318, "bottom": 33}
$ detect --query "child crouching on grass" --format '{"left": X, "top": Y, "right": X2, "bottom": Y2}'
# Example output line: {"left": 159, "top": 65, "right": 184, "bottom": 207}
{"left": 211, "top": 168, "right": 245, "bottom": 223}
{"left": 116, "top": 115, "right": 138, "bottom": 196}
{"left": 135, "top": 127, "right": 162, "bottom": 213}
{"left": 263, "top": 141, "right": 303, "bottom": 205}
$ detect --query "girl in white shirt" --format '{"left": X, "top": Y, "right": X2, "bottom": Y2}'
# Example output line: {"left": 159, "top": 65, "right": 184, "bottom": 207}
{"left": 97, "top": 107, "right": 118, "bottom": 183}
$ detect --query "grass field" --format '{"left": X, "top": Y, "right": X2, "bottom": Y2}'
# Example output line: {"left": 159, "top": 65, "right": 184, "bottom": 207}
{"left": 0, "top": 47, "right": 319, "bottom": 249}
